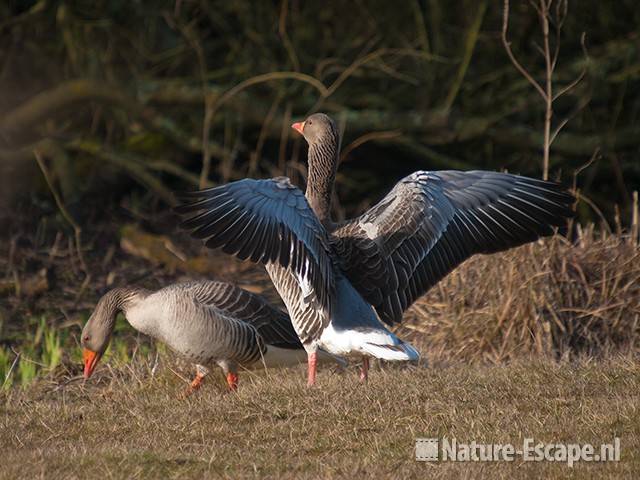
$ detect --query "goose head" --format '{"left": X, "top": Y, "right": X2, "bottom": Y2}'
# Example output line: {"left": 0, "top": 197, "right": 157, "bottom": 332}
{"left": 291, "top": 113, "right": 339, "bottom": 148}
{"left": 291, "top": 113, "right": 340, "bottom": 226}
{"left": 81, "top": 289, "right": 126, "bottom": 379}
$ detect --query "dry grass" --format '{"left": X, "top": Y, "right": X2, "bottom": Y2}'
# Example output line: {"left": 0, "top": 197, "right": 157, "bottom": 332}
{"left": 2, "top": 226, "right": 639, "bottom": 478}
{"left": 402, "top": 227, "right": 640, "bottom": 363}
{"left": 1, "top": 357, "right": 639, "bottom": 479}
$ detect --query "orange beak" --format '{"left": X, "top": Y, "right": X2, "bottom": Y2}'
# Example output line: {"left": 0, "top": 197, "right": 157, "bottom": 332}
{"left": 291, "top": 121, "right": 305, "bottom": 135}
{"left": 83, "top": 348, "right": 101, "bottom": 379}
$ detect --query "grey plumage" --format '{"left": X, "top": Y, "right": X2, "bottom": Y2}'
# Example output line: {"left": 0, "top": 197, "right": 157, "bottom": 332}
{"left": 177, "top": 178, "right": 335, "bottom": 314}
{"left": 81, "top": 280, "right": 337, "bottom": 390}
{"left": 176, "top": 178, "right": 337, "bottom": 346}
{"left": 332, "top": 170, "right": 575, "bottom": 325}
{"left": 175, "top": 113, "right": 574, "bottom": 379}
{"left": 177, "top": 181, "right": 416, "bottom": 359}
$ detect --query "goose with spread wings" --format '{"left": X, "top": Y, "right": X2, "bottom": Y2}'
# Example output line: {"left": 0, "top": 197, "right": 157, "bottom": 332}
{"left": 176, "top": 113, "right": 574, "bottom": 386}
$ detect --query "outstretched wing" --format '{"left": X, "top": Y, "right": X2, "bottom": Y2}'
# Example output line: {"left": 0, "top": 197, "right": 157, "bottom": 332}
{"left": 175, "top": 177, "right": 335, "bottom": 332}
{"left": 333, "top": 170, "right": 575, "bottom": 325}
{"left": 187, "top": 281, "right": 302, "bottom": 350}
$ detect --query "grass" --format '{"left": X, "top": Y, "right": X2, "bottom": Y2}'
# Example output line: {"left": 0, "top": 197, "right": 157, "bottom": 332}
{"left": 0, "top": 317, "right": 64, "bottom": 389}
{"left": 1, "top": 357, "right": 638, "bottom": 479}
{"left": 401, "top": 227, "right": 640, "bottom": 363}
{"left": 1, "top": 224, "right": 639, "bottom": 478}
{"left": 0, "top": 313, "right": 153, "bottom": 389}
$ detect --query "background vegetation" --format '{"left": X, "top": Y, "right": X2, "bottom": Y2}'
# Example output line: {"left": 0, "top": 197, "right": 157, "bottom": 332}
{"left": 1, "top": 0, "right": 639, "bottom": 223}
{"left": 1, "top": 2, "right": 639, "bottom": 477}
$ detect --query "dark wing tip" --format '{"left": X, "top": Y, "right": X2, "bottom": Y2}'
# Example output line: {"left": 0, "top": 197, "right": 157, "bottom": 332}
{"left": 174, "top": 203, "right": 197, "bottom": 216}
{"left": 173, "top": 190, "right": 205, "bottom": 214}
{"left": 174, "top": 189, "right": 208, "bottom": 201}
{"left": 514, "top": 177, "right": 576, "bottom": 220}
{"left": 174, "top": 188, "right": 228, "bottom": 221}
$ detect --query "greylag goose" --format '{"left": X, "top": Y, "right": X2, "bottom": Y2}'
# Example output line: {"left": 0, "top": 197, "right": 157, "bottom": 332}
{"left": 81, "top": 280, "right": 339, "bottom": 393}
{"left": 176, "top": 113, "right": 574, "bottom": 385}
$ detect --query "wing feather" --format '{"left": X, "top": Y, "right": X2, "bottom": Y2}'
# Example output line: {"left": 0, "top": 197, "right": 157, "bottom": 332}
{"left": 176, "top": 178, "right": 335, "bottom": 326}
{"left": 187, "top": 281, "right": 302, "bottom": 349}
{"left": 176, "top": 177, "right": 335, "bottom": 338}
{"left": 333, "top": 170, "right": 574, "bottom": 325}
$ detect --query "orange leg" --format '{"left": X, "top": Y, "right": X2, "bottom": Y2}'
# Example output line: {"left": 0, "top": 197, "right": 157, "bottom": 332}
{"left": 307, "top": 351, "right": 318, "bottom": 387}
{"left": 182, "top": 371, "right": 206, "bottom": 397}
{"left": 226, "top": 372, "right": 239, "bottom": 392}
{"left": 360, "top": 357, "right": 369, "bottom": 383}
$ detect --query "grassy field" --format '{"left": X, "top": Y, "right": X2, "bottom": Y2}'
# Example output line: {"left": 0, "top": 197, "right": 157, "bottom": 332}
{"left": 1, "top": 225, "right": 639, "bottom": 478}
{"left": 1, "top": 357, "right": 639, "bottom": 479}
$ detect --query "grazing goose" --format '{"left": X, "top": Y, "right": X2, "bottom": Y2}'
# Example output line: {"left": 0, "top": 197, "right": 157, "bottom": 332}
{"left": 81, "top": 280, "right": 340, "bottom": 393}
{"left": 176, "top": 113, "right": 574, "bottom": 385}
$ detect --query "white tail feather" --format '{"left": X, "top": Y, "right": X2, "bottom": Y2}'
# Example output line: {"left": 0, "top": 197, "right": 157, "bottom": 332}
{"left": 319, "top": 322, "right": 420, "bottom": 361}
{"left": 360, "top": 341, "right": 420, "bottom": 361}
{"left": 317, "top": 276, "right": 421, "bottom": 361}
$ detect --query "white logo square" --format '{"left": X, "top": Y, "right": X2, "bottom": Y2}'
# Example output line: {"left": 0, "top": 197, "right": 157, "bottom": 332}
{"left": 416, "top": 438, "right": 439, "bottom": 461}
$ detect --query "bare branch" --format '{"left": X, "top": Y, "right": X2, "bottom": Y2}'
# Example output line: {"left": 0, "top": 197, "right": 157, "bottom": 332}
{"left": 553, "top": 32, "right": 589, "bottom": 101}
{"left": 309, "top": 47, "right": 449, "bottom": 113}
{"left": 502, "top": 0, "right": 591, "bottom": 181}
{"left": 278, "top": 0, "right": 300, "bottom": 72}
{"left": 0, "top": 79, "right": 226, "bottom": 157}
{"left": 249, "top": 91, "right": 284, "bottom": 176}
{"left": 200, "top": 94, "right": 215, "bottom": 188}
{"left": 33, "top": 150, "right": 89, "bottom": 279}
{"left": 552, "top": 70, "right": 586, "bottom": 102}
{"left": 214, "top": 71, "right": 329, "bottom": 109}
{"left": 502, "top": 0, "right": 548, "bottom": 101}
{"left": 278, "top": 102, "right": 292, "bottom": 174}
{"left": 412, "top": 0, "right": 431, "bottom": 54}
{"left": 533, "top": 42, "right": 546, "bottom": 58}
{"left": 176, "top": 20, "right": 217, "bottom": 188}
{"left": 339, "top": 130, "right": 403, "bottom": 164}
{"left": 442, "top": 1, "right": 487, "bottom": 111}
{"left": 323, "top": 48, "right": 449, "bottom": 99}
{"left": 528, "top": 0, "right": 542, "bottom": 15}
{"left": 551, "top": 0, "right": 568, "bottom": 71}
{"left": 541, "top": 0, "right": 553, "bottom": 180}
{"left": 549, "top": 117, "right": 569, "bottom": 145}
{"left": 572, "top": 147, "right": 599, "bottom": 188}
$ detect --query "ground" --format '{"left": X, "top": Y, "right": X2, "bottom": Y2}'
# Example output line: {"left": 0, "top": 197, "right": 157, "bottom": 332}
{"left": 2, "top": 358, "right": 638, "bottom": 479}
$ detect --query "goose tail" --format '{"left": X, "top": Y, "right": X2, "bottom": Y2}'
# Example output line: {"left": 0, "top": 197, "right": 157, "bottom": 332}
{"left": 360, "top": 339, "right": 420, "bottom": 361}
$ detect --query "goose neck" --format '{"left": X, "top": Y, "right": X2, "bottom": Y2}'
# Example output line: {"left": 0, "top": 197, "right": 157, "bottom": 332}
{"left": 306, "top": 141, "right": 339, "bottom": 228}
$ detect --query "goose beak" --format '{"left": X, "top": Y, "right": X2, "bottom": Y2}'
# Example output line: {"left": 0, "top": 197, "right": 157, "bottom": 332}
{"left": 83, "top": 348, "right": 101, "bottom": 379}
{"left": 291, "top": 121, "right": 305, "bottom": 135}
